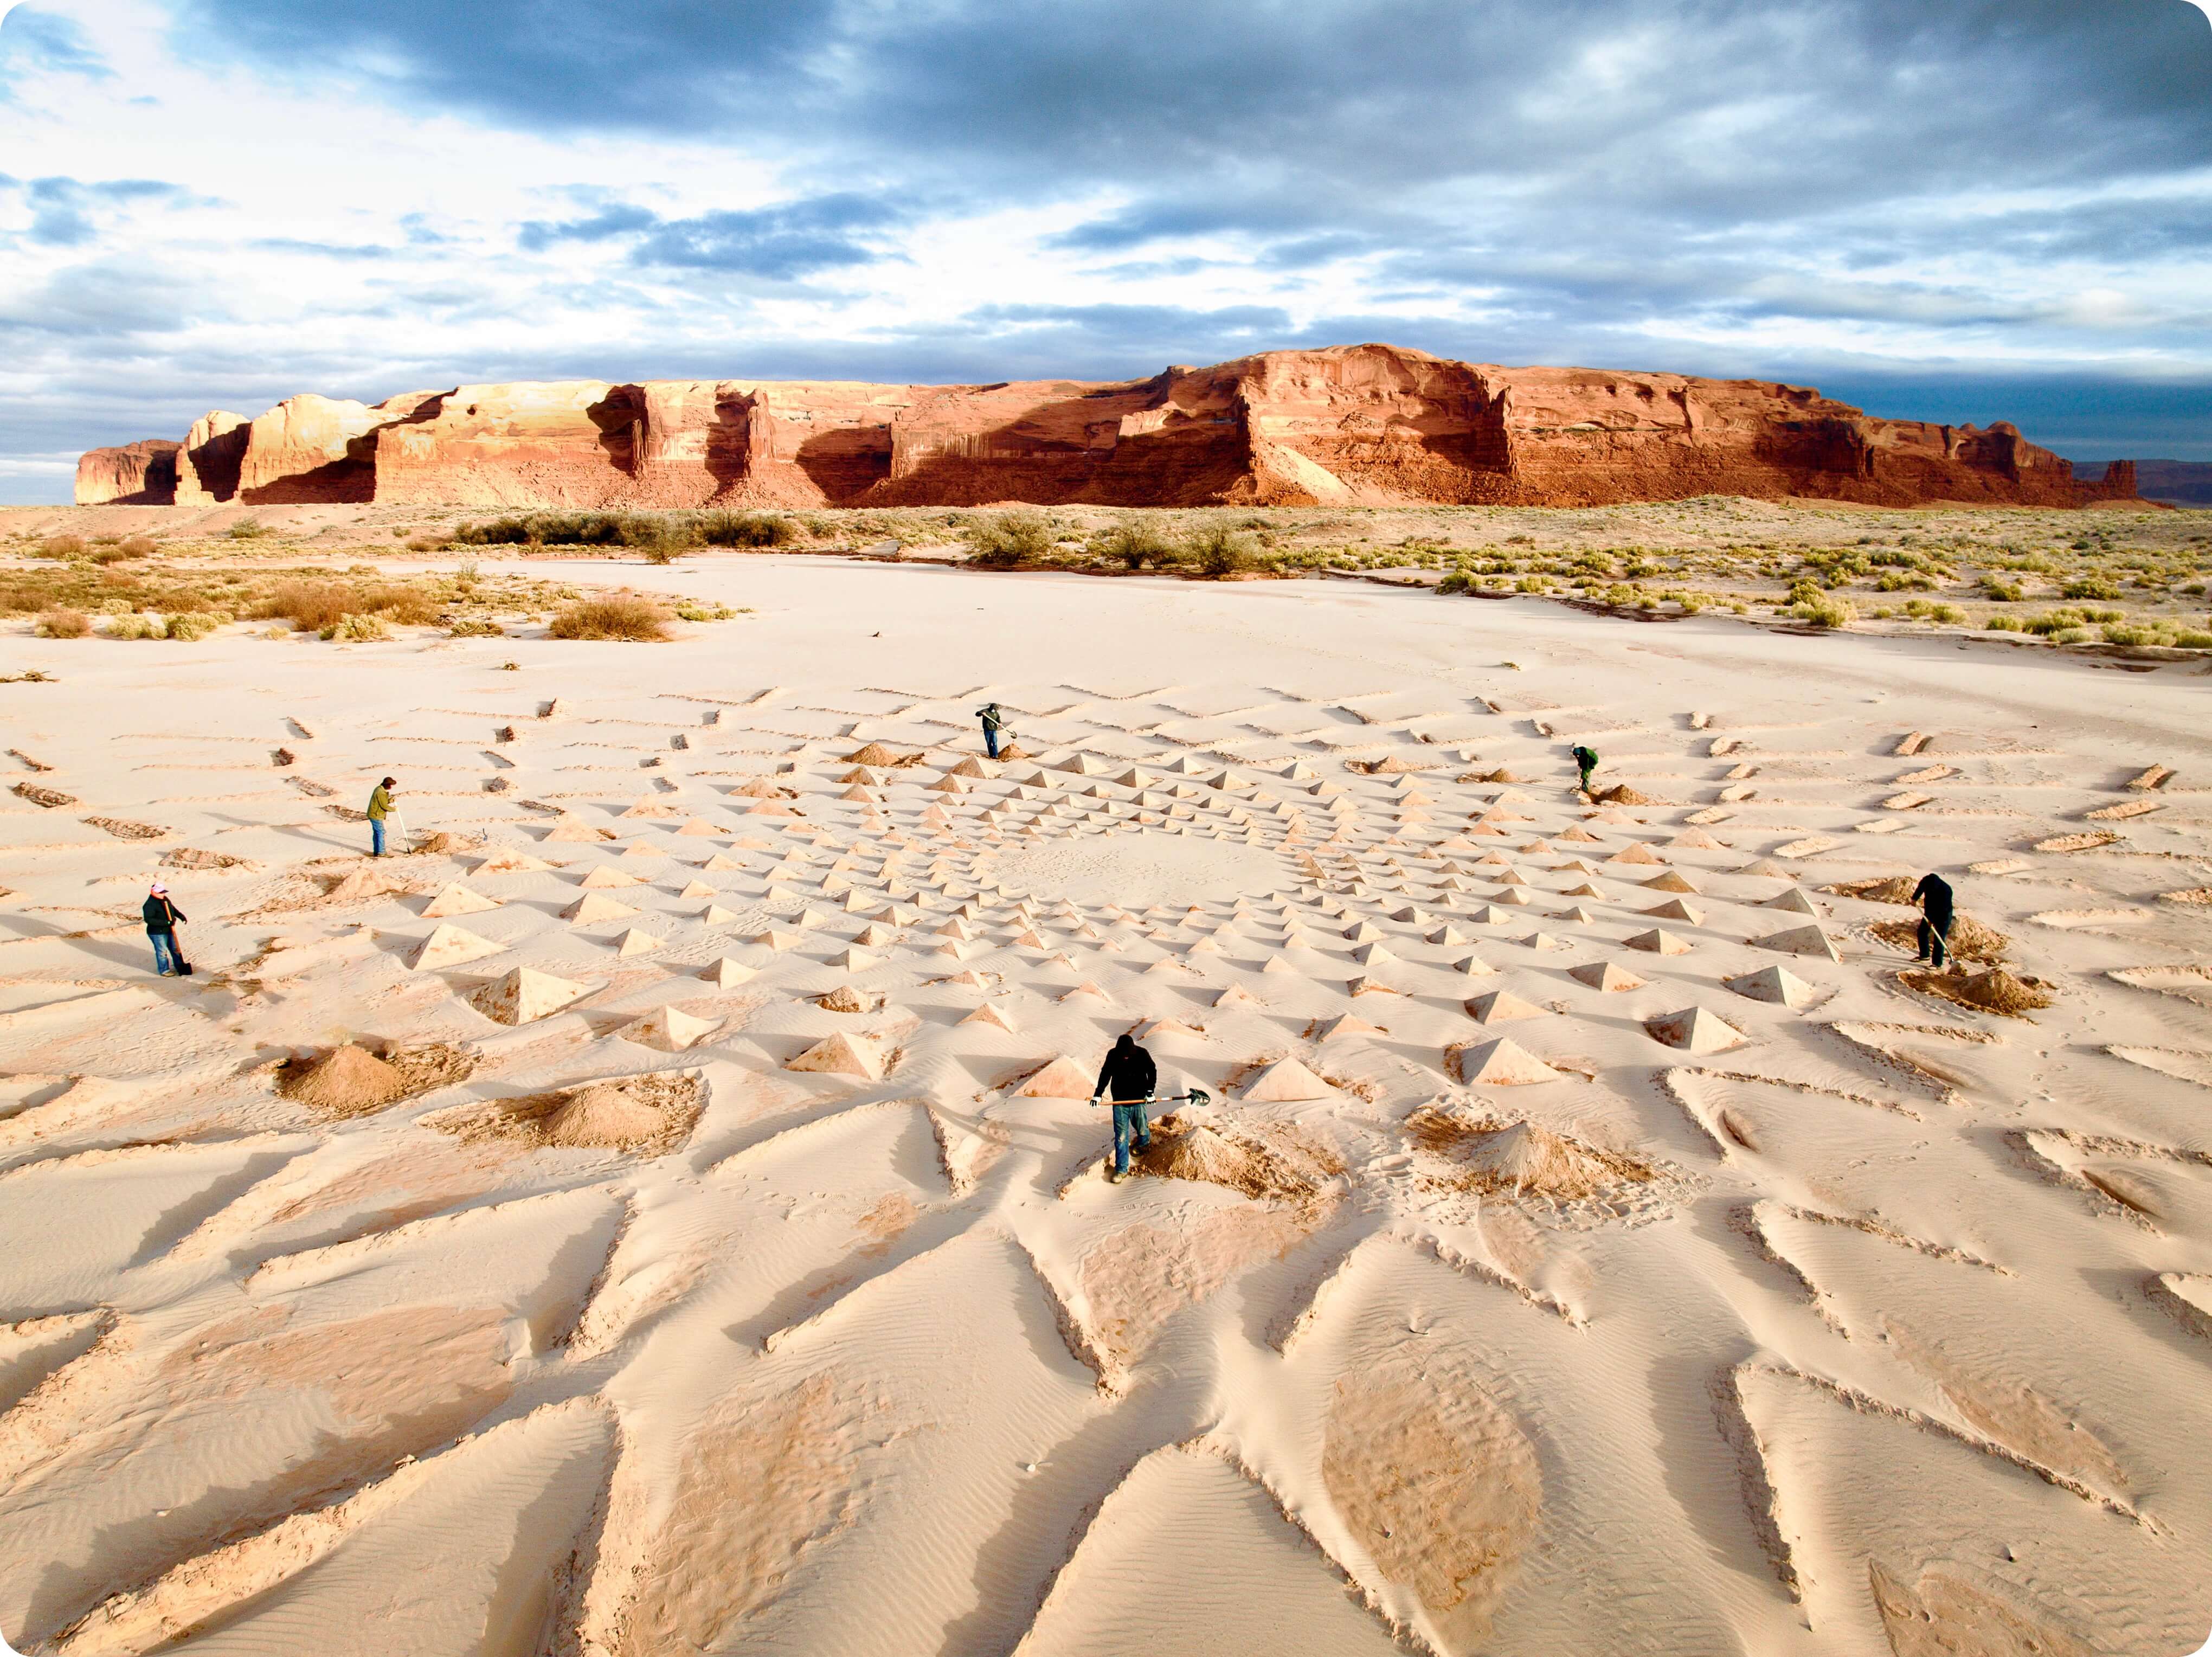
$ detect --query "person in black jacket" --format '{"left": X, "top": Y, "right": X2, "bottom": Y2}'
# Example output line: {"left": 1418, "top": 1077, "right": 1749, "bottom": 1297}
{"left": 1091, "top": 1033, "right": 1156, "bottom": 1182}
{"left": 1913, "top": 871, "right": 1955, "bottom": 968}
{"left": 143, "top": 881, "right": 186, "bottom": 975}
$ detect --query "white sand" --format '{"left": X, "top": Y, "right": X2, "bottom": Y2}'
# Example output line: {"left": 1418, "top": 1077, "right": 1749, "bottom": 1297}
{"left": 2, "top": 555, "right": 2209, "bottom": 1655}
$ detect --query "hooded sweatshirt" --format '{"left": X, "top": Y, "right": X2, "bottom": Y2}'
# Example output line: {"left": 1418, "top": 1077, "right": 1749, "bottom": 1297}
{"left": 1094, "top": 1036, "right": 1156, "bottom": 1102}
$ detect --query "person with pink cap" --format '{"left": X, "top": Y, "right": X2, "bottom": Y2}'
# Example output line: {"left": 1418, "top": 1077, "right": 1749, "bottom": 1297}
{"left": 142, "top": 881, "right": 188, "bottom": 976}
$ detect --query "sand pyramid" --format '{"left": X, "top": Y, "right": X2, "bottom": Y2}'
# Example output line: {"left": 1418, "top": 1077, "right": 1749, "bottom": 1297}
{"left": 961, "top": 1002, "right": 1017, "bottom": 1031}
{"left": 1739, "top": 858, "right": 1790, "bottom": 879}
{"left": 1756, "top": 923, "right": 1840, "bottom": 960}
{"left": 1060, "top": 980, "right": 1110, "bottom": 1002}
{"left": 1644, "top": 898, "right": 1704, "bottom": 924}
{"left": 1610, "top": 843, "right": 1666, "bottom": 865}
{"left": 474, "top": 849, "right": 554, "bottom": 874}
{"left": 702, "top": 957, "right": 755, "bottom": 987}
{"left": 1522, "top": 932, "right": 1563, "bottom": 950}
{"left": 1213, "top": 984, "right": 1262, "bottom": 1009}
{"left": 835, "top": 946, "right": 879, "bottom": 971}
{"left": 1453, "top": 1037, "right": 1561, "bottom": 1085}
{"left": 785, "top": 1031, "right": 884, "bottom": 1080}
{"left": 1570, "top": 960, "right": 1646, "bottom": 992}
{"left": 1765, "top": 888, "right": 1819, "bottom": 915}
{"left": 618, "top": 1004, "right": 718, "bottom": 1051}
{"left": 756, "top": 928, "right": 802, "bottom": 951}
{"left": 619, "top": 842, "right": 663, "bottom": 862}
{"left": 1626, "top": 928, "right": 1692, "bottom": 955}
{"left": 1352, "top": 942, "right": 1397, "bottom": 967}
{"left": 577, "top": 865, "right": 641, "bottom": 890}
{"left": 1644, "top": 870, "right": 1700, "bottom": 894}
{"left": 1315, "top": 1012, "right": 1386, "bottom": 1041}
{"left": 470, "top": 966, "right": 589, "bottom": 1025}
{"left": 565, "top": 891, "right": 639, "bottom": 924}
{"left": 1427, "top": 923, "right": 1472, "bottom": 945}
{"left": 544, "top": 820, "right": 613, "bottom": 844}
{"left": 419, "top": 881, "right": 499, "bottom": 918}
{"left": 412, "top": 922, "right": 506, "bottom": 971}
{"left": 1243, "top": 1056, "right": 1335, "bottom": 1101}
{"left": 1727, "top": 965, "right": 1816, "bottom": 1007}
{"left": 1016, "top": 1056, "right": 1095, "bottom": 1098}
{"left": 612, "top": 927, "right": 662, "bottom": 957}
{"left": 673, "top": 818, "right": 721, "bottom": 837}
{"left": 703, "top": 904, "right": 741, "bottom": 924}
{"left": 1452, "top": 953, "right": 1500, "bottom": 977}
{"left": 1468, "top": 990, "right": 1548, "bottom": 1023}
{"left": 940, "top": 968, "right": 990, "bottom": 989}
{"left": 1646, "top": 1006, "right": 1747, "bottom": 1053}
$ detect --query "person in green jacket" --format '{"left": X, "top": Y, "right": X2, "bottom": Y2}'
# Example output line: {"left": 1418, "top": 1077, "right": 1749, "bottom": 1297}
{"left": 1571, "top": 744, "right": 1599, "bottom": 795}
{"left": 976, "top": 702, "right": 1005, "bottom": 760}
{"left": 368, "top": 776, "right": 395, "bottom": 856}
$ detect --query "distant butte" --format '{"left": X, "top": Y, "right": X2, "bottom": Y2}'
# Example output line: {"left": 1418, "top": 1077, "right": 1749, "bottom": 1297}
{"left": 75, "top": 342, "right": 2139, "bottom": 510}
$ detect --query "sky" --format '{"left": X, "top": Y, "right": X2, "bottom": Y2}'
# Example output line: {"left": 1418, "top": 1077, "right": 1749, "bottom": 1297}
{"left": 3, "top": 0, "right": 2210, "bottom": 503}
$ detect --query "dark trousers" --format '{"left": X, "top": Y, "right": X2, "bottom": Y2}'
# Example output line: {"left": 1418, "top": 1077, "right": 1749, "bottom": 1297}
{"left": 1111, "top": 1101, "right": 1151, "bottom": 1173}
{"left": 984, "top": 726, "right": 999, "bottom": 759}
{"left": 1918, "top": 914, "right": 1952, "bottom": 967}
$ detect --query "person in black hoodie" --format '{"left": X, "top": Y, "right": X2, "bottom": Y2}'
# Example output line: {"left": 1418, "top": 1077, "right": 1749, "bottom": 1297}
{"left": 1912, "top": 871, "right": 1956, "bottom": 968}
{"left": 1091, "top": 1033, "right": 1157, "bottom": 1182}
{"left": 143, "top": 881, "right": 187, "bottom": 975}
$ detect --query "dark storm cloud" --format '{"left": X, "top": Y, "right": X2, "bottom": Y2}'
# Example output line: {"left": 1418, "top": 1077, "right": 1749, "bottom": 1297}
{"left": 517, "top": 194, "right": 901, "bottom": 278}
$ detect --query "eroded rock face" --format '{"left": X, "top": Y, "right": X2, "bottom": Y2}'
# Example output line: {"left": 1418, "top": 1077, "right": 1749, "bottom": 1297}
{"left": 86, "top": 343, "right": 2143, "bottom": 510}
{"left": 75, "top": 438, "right": 179, "bottom": 505}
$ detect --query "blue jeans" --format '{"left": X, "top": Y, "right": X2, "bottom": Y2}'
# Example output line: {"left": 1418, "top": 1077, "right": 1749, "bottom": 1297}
{"left": 1111, "top": 1101, "right": 1151, "bottom": 1173}
{"left": 984, "top": 727, "right": 999, "bottom": 759}
{"left": 150, "top": 932, "right": 180, "bottom": 974}
{"left": 370, "top": 818, "right": 386, "bottom": 856}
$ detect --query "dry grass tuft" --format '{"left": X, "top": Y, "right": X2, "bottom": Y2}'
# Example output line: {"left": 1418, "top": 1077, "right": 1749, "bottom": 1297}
{"left": 35, "top": 608, "right": 91, "bottom": 638}
{"left": 549, "top": 594, "right": 673, "bottom": 641}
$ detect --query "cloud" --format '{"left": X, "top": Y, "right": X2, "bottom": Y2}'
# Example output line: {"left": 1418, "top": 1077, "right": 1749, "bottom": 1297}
{"left": 0, "top": 5, "right": 112, "bottom": 89}
{"left": 518, "top": 191, "right": 902, "bottom": 278}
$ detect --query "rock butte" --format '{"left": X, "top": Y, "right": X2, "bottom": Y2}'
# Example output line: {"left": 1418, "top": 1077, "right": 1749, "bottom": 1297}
{"left": 77, "top": 342, "right": 2138, "bottom": 510}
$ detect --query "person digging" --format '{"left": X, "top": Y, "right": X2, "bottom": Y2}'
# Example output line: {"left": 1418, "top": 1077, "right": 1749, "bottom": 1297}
{"left": 976, "top": 702, "right": 1006, "bottom": 761}
{"left": 1090, "top": 1032, "right": 1156, "bottom": 1183}
{"left": 367, "top": 775, "right": 396, "bottom": 857}
{"left": 143, "top": 881, "right": 189, "bottom": 977}
{"left": 1913, "top": 870, "right": 1956, "bottom": 969}
{"left": 1571, "top": 743, "right": 1600, "bottom": 796}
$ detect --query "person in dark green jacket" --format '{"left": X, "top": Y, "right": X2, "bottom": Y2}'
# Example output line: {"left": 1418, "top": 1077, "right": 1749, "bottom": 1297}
{"left": 143, "top": 881, "right": 186, "bottom": 975}
{"left": 1571, "top": 744, "right": 1599, "bottom": 794}
{"left": 368, "top": 776, "right": 395, "bottom": 856}
{"left": 975, "top": 703, "right": 1004, "bottom": 760}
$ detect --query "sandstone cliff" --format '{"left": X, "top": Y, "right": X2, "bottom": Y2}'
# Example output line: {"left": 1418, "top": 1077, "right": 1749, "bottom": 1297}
{"left": 82, "top": 344, "right": 2141, "bottom": 511}
{"left": 75, "top": 438, "right": 180, "bottom": 505}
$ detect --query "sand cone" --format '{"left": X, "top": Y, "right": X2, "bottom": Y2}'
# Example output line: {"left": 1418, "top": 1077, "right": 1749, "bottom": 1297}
{"left": 702, "top": 957, "right": 755, "bottom": 987}
{"left": 1643, "top": 898, "right": 1703, "bottom": 924}
{"left": 618, "top": 1004, "right": 718, "bottom": 1051}
{"left": 1015, "top": 1056, "right": 1095, "bottom": 1097}
{"left": 1644, "top": 870, "right": 1700, "bottom": 894}
{"left": 612, "top": 927, "right": 662, "bottom": 957}
{"left": 1243, "top": 1056, "right": 1335, "bottom": 1101}
{"left": 1756, "top": 923, "right": 1840, "bottom": 960}
{"left": 1727, "top": 965, "right": 1816, "bottom": 1007}
{"left": 1468, "top": 990, "right": 1548, "bottom": 1023}
{"left": 961, "top": 1002, "right": 1017, "bottom": 1031}
{"left": 1570, "top": 960, "right": 1645, "bottom": 992}
{"left": 474, "top": 848, "right": 554, "bottom": 874}
{"left": 470, "top": 966, "right": 589, "bottom": 1025}
{"left": 577, "top": 864, "right": 641, "bottom": 890}
{"left": 1764, "top": 889, "right": 1820, "bottom": 915}
{"left": 1452, "top": 1037, "right": 1561, "bottom": 1085}
{"left": 1316, "top": 1012, "right": 1385, "bottom": 1041}
{"left": 412, "top": 922, "right": 506, "bottom": 971}
{"left": 1646, "top": 1006, "right": 1747, "bottom": 1052}
{"left": 678, "top": 879, "right": 715, "bottom": 899}
{"left": 1610, "top": 843, "right": 1666, "bottom": 865}
{"left": 419, "top": 882, "right": 500, "bottom": 918}
{"left": 785, "top": 1031, "right": 884, "bottom": 1080}
{"left": 1626, "top": 928, "right": 1692, "bottom": 955}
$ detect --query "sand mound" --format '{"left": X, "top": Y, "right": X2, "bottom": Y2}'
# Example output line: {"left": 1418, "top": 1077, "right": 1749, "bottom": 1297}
{"left": 844, "top": 742, "right": 924, "bottom": 767}
{"left": 319, "top": 866, "right": 423, "bottom": 905}
{"left": 275, "top": 1043, "right": 408, "bottom": 1114}
{"left": 275, "top": 1041, "right": 473, "bottom": 1118}
{"left": 1410, "top": 1111, "right": 1657, "bottom": 1199}
{"left": 1595, "top": 783, "right": 1655, "bottom": 805}
{"left": 1828, "top": 875, "right": 1919, "bottom": 904}
{"left": 1871, "top": 914, "right": 2008, "bottom": 962}
{"left": 814, "top": 985, "right": 876, "bottom": 1013}
{"left": 439, "top": 1070, "right": 704, "bottom": 1157}
{"left": 1903, "top": 966, "right": 2053, "bottom": 1017}
{"left": 1128, "top": 1113, "right": 1339, "bottom": 1200}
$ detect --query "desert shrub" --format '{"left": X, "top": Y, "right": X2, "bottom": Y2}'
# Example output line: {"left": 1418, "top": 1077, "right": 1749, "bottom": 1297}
{"left": 321, "top": 612, "right": 391, "bottom": 641}
{"left": 2062, "top": 575, "right": 2120, "bottom": 600}
{"left": 696, "top": 510, "right": 796, "bottom": 548}
{"left": 1980, "top": 579, "right": 2023, "bottom": 601}
{"left": 1096, "top": 521, "right": 1176, "bottom": 569}
{"left": 35, "top": 608, "right": 90, "bottom": 638}
{"left": 2174, "top": 628, "right": 2212, "bottom": 648}
{"left": 1874, "top": 570, "right": 1935, "bottom": 592}
{"left": 548, "top": 595, "right": 672, "bottom": 641}
{"left": 227, "top": 518, "right": 270, "bottom": 540}
{"left": 1436, "top": 570, "right": 1473, "bottom": 595}
{"left": 1791, "top": 594, "right": 1856, "bottom": 629}
{"left": 358, "top": 585, "right": 439, "bottom": 625}
{"left": 164, "top": 611, "right": 221, "bottom": 641}
{"left": 261, "top": 580, "right": 358, "bottom": 632}
{"left": 965, "top": 512, "right": 1054, "bottom": 567}
{"left": 453, "top": 516, "right": 536, "bottom": 545}
{"left": 89, "top": 535, "right": 157, "bottom": 564}
{"left": 446, "top": 617, "right": 505, "bottom": 637}
{"left": 1985, "top": 615, "right": 2025, "bottom": 631}
{"left": 1185, "top": 519, "right": 1253, "bottom": 577}
{"left": 35, "top": 534, "right": 87, "bottom": 561}
{"left": 104, "top": 613, "right": 161, "bottom": 639}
